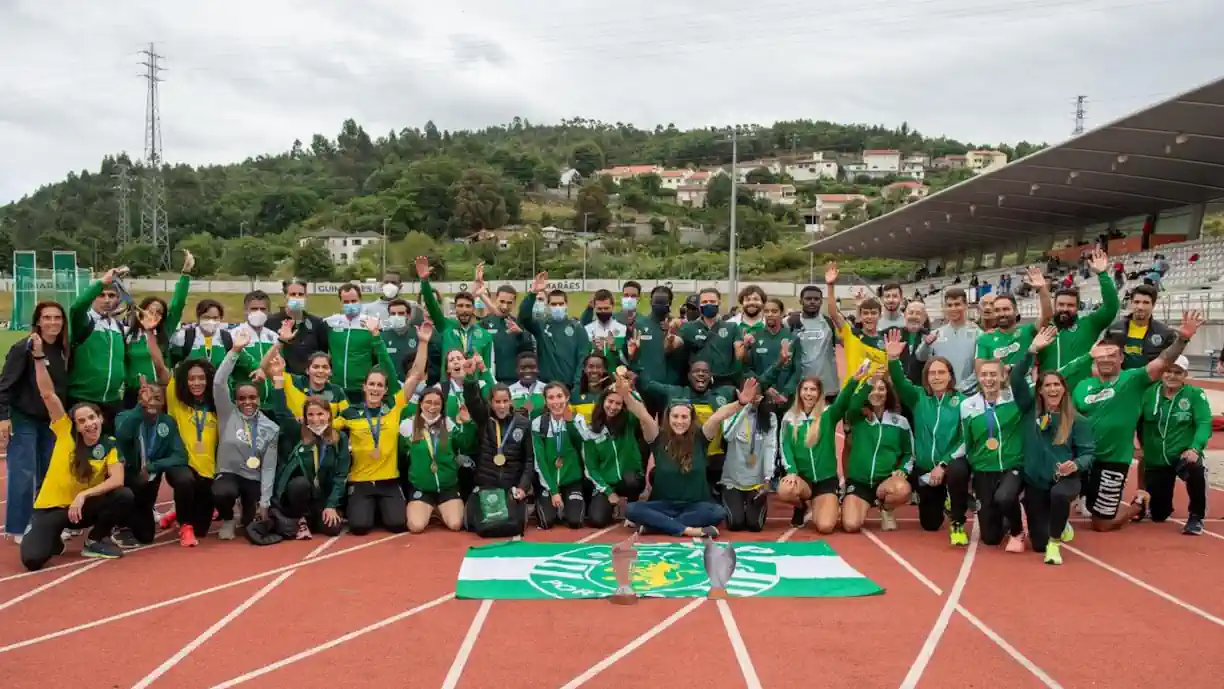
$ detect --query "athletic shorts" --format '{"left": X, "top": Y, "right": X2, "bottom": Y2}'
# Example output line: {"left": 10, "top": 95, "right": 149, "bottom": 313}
{"left": 800, "top": 475, "right": 841, "bottom": 498}
{"left": 842, "top": 479, "right": 882, "bottom": 505}
{"left": 1086, "top": 461, "right": 1131, "bottom": 520}
{"left": 409, "top": 489, "right": 461, "bottom": 506}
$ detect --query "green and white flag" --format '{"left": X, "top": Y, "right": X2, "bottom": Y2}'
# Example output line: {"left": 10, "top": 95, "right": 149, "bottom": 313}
{"left": 455, "top": 540, "right": 883, "bottom": 600}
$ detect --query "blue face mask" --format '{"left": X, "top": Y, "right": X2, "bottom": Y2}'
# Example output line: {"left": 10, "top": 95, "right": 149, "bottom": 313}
{"left": 533, "top": 302, "right": 548, "bottom": 318}
{"left": 550, "top": 306, "right": 567, "bottom": 321}
{"left": 474, "top": 298, "right": 484, "bottom": 310}
{"left": 343, "top": 303, "right": 362, "bottom": 318}
{"left": 700, "top": 304, "right": 719, "bottom": 318}
{"left": 622, "top": 296, "right": 638, "bottom": 312}
{"left": 287, "top": 298, "right": 305, "bottom": 313}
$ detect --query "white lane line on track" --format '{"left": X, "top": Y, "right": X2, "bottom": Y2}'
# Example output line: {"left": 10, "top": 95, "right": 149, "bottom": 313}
{"left": 129, "top": 534, "right": 344, "bottom": 689}
{"left": 863, "top": 530, "right": 1063, "bottom": 689}
{"left": 0, "top": 527, "right": 181, "bottom": 585}
{"left": 716, "top": 599, "right": 761, "bottom": 689}
{"left": 0, "top": 560, "right": 106, "bottom": 613}
{"left": 898, "top": 519, "right": 980, "bottom": 689}
{"left": 215, "top": 525, "right": 623, "bottom": 689}
{"left": 1062, "top": 544, "right": 1224, "bottom": 628}
{"left": 559, "top": 527, "right": 798, "bottom": 689}
{"left": 0, "top": 533, "right": 405, "bottom": 653}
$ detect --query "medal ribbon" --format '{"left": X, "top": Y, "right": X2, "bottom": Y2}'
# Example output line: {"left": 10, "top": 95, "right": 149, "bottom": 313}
{"left": 243, "top": 417, "right": 258, "bottom": 458}
{"left": 192, "top": 407, "right": 207, "bottom": 447}
{"left": 139, "top": 420, "right": 157, "bottom": 467}
{"left": 552, "top": 418, "right": 565, "bottom": 457}
{"left": 365, "top": 407, "right": 382, "bottom": 449}
{"left": 312, "top": 444, "right": 321, "bottom": 485}
{"left": 984, "top": 402, "right": 999, "bottom": 447}
{"left": 458, "top": 327, "right": 472, "bottom": 355}
{"left": 422, "top": 426, "right": 438, "bottom": 459}
{"left": 494, "top": 418, "right": 514, "bottom": 455}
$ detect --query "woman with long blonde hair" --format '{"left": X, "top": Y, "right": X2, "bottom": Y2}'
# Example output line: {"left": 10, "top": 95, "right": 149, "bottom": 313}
{"left": 1021, "top": 368, "right": 1095, "bottom": 566}
{"left": 775, "top": 376, "right": 858, "bottom": 533}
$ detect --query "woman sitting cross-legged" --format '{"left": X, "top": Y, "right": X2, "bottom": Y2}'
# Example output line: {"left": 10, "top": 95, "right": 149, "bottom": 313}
{"left": 20, "top": 333, "right": 134, "bottom": 570}
{"left": 624, "top": 377, "right": 759, "bottom": 537}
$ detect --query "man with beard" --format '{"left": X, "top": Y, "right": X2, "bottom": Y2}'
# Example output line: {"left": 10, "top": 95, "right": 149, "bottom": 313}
{"left": 1067, "top": 313, "right": 1204, "bottom": 532}
{"left": 479, "top": 284, "right": 535, "bottom": 386}
{"left": 1037, "top": 248, "right": 1118, "bottom": 373}
{"left": 975, "top": 268, "right": 1052, "bottom": 367}
{"left": 415, "top": 257, "right": 495, "bottom": 374}
{"left": 672, "top": 287, "right": 744, "bottom": 389}
{"left": 877, "top": 282, "right": 906, "bottom": 331}
{"left": 731, "top": 285, "right": 767, "bottom": 335}
{"left": 786, "top": 285, "right": 839, "bottom": 404}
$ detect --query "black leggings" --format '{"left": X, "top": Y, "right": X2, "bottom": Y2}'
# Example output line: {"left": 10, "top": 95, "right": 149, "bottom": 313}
{"left": 20, "top": 488, "right": 135, "bottom": 571}
{"left": 464, "top": 488, "right": 528, "bottom": 538}
{"left": 186, "top": 471, "right": 215, "bottom": 535}
{"left": 587, "top": 472, "right": 646, "bottom": 528}
{"left": 1023, "top": 476, "right": 1080, "bottom": 552}
{"left": 721, "top": 488, "right": 768, "bottom": 532}
{"left": 974, "top": 469, "right": 1024, "bottom": 546}
{"left": 346, "top": 480, "right": 407, "bottom": 535}
{"left": 213, "top": 473, "right": 261, "bottom": 527}
{"left": 128, "top": 466, "right": 195, "bottom": 543}
{"left": 536, "top": 481, "right": 585, "bottom": 530}
{"left": 944, "top": 458, "right": 973, "bottom": 524}
{"left": 1147, "top": 463, "right": 1208, "bottom": 521}
{"left": 278, "top": 475, "right": 343, "bottom": 537}
{"left": 909, "top": 473, "right": 947, "bottom": 531}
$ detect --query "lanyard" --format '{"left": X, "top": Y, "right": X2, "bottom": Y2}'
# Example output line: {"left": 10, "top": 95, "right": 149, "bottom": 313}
{"left": 312, "top": 443, "right": 321, "bottom": 476}
{"left": 984, "top": 402, "right": 999, "bottom": 441}
{"left": 192, "top": 407, "right": 207, "bottom": 443}
{"left": 365, "top": 407, "right": 382, "bottom": 448}
{"left": 458, "top": 327, "right": 472, "bottom": 355}
{"left": 422, "top": 426, "right": 438, "bottom": 458}
{"left": 139, "top": 420, "right": 157, "bottom": 465}
{"left": 552, "top": 419, "right": 565, "bottom": 456}
{"left": 494, "top": 418, "right": 514, "bottom": 454}
{"left": 243, "top": 417, "right": 258, "bottom": 457}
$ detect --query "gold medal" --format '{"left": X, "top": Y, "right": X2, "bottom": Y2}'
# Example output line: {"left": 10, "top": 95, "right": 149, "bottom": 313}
{"left": 747, "top": 452, "right": 757, "bottom": 468}
{"left": 493, "top": 453, "right": 506, "bottom": 466}
{"left": 194, "top": 442, "right": 206, "bottom": 454}
{"left": 554, "top": 457, "right": 563, "bottom": 469}
{"left": 985, "top": 438, "right": 999, "bottom": 451}
{"left": 246, "top": 456, "right": 261, "bottom": 469}
{"left": 430, "top": 461, "right": 438, "bottom": 473}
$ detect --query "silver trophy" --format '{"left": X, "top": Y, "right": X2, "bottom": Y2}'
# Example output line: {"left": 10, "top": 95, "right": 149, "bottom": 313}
{"left": 609, "top": 533, "right": 639, "bottom": 605}
{"left": 703, "top": 535, "right": 737, "bottom": 600}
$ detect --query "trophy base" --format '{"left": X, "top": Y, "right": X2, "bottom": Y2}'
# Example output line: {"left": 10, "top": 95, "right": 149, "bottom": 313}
{"left": 609, "top": 586, "right": 638, "bottom": 605}
{"left": 707, "top": 587, "right": 729, "bottom": 600}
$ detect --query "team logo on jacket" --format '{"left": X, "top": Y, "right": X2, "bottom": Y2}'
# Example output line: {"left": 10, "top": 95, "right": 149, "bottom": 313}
{"left": 1150, "top": 334, "right": 1163, "bottom": 346}
{"left": 409, "top": 339, "right": 418, "bottom": 348}
{"left": 564, "top": 326, "right": 574, "bottom": 336}
{"left": 512, "top": 428, "right": 524, "bottom": 442}
{"left": 527, "top": 543, "right": 779, "bottom": 598}
{"left": 1178, "top": 398, "right": 1190, "bottom": 411}
{"left": 156, "top": 423, "right": 169, "bottom": 438}
{"left": 91, "top": 444, "right": 105, "bottom": 459}
{"left": 718, "top": 328, "right": 728, "bottom": 338}
{"left": 413, "top": 491, "right": 423, "bottom": 500}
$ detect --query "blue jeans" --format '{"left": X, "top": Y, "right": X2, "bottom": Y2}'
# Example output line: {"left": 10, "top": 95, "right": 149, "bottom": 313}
{"left": 625, "top": 499, "right": 726, "bottom": 537}
{"left": 5, "top": 415, "right": 56, "bottom": 537}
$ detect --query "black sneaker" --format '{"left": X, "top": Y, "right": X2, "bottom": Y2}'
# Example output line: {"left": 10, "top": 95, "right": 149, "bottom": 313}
{"left": 791, "top": 504, "right": 807, "bottom": 528}
{"left": 82, "top": 539, "right": 123, "bottom": 559}
{"left": 1183, "top": 517, "right": 1204, "bottom": 536}
{"left": 112, "top": 528, "right": 141, "bottom": 550}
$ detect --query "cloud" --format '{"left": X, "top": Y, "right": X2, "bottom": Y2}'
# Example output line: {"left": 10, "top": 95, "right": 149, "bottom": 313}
{"left": 1, "top": 0, "right": 1221, "bottom": 203}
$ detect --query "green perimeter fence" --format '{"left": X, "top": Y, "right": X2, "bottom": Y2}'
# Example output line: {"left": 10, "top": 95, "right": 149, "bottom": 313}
{"left": 8, "top": 250, "right": 92, "bottom": 331}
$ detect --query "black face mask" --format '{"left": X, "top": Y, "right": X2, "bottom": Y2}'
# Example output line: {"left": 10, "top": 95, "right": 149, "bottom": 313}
{"left": 651, "top": 301, "right": 670, "bottom": 320}
{"left": 1053, "top": 312, "right": 1078, "bottom": 329}
{"left": 596, "top": 311, "right": 613, "bottom": 323}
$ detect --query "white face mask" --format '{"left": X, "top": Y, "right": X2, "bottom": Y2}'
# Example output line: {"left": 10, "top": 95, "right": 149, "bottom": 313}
{"left": 387, "top": 315, "right": 408, "bottom": 330}
{"left": 247, "top": 311, "right": 268, "bottom": 328}
{"left": 421, "top": 412, "right": 441, "bottom": 426}
{"left": 198, "top": 319, "right": 219, "bottom": 335}
{"left": 382, "top": 283, "right": 400, "bottom": 299}
{"left": 307, "top": 423, "right": 329, "bottom": 436}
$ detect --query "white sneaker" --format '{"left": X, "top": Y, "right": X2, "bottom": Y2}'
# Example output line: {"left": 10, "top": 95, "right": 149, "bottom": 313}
{"left": 1076, "top": 498, "right": 1092, "bottom": 518}
{"left": 880, "top": 510, "right": 899, "bottom": 531}
{"left": 218, "top": 520, "right": 237, "bottom": 540}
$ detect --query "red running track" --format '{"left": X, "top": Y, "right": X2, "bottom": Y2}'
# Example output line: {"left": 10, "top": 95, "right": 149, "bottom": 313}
{"left": 2, "top": 440, "right": 1224, "bottom": 689}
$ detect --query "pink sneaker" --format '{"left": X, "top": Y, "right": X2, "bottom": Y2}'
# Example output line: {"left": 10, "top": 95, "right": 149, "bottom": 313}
{"left": 295, "top": 519, "right": 312, "bottom": 540}
{"left": 1005, "top": 535, "right": 1026, "bottom": 553}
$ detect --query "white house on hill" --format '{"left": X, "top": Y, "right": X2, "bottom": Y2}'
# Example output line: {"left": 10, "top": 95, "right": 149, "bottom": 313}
{"left": 299, "top": 229, "right": 383, "bottom": 265}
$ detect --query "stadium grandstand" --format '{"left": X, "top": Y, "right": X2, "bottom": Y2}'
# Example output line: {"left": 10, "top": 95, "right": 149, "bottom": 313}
{"left": 805, "top": 74, "right": 1224, "bottom": 358}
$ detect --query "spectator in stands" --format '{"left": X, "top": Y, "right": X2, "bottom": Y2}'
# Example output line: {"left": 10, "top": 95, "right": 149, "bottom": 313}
{"left": 1112, "top": 261, "right": 1125, "bottom": 291}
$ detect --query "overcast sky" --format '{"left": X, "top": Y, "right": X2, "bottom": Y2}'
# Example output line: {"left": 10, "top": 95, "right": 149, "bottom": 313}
{"left": 1, "top": 0, "right": 1221, "bottom": 203}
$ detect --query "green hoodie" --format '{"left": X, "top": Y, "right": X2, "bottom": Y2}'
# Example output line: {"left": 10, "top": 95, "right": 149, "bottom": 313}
{"left": 530, "top": 414, "right": 585, "bottom": 493}
{"left": 265, "top": 389, "right": 351, "bottom": 509}
{"left": 574, "top": 413, "right": 643, "bottom": 494}
{"left": 843, "top": 380, "right": 915, "bottom": 484}
{"left": 1038, "top": 271, "right": 1119, "bottom": 372}
{"left": 422, "top": 279, "right": 496, "bottom": 368}
{"left": 68, "top": 280, "right": 127, "bottom": 403}
{"left": 124, "top": 274, "right": 190, "bottom": 391}
{"left": 518, "top": 296, "right": 589, "bottom": 385}
{"left": 778, "top": 378, "right": 857, "bottom": 483}
{"left": 1022, "top": 409, "right": 1095, "bottom": 491}
{"left": 744, "top": 324, "right": 799, "bottom": 397}
{"left": 1139, "top": 382, "right": 1212, "bottom": 467}
{"left": 323, "top": 313, "right": 379, "bottom": 394}
{"left": 887, "top": 358, "right": 963, "bottom": 473}
{"left": 398, "top": 416, "right": 476, "bottom": 494}
{"left": 953, "top": 354, "right": 1034, "bottom": 472}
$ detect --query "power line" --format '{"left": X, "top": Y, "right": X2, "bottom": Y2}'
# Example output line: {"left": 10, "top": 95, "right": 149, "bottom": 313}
{"left": 1073, "top": 95, "right": 1087, "bottom": 135}
{"left": 138, "top": 42, "right": 170, "bottom": 270}
{"left": 111, "top": 162, "right": 133, "bottom": 247}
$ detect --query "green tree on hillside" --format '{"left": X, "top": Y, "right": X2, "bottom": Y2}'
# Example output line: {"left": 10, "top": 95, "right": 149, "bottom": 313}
{"left": 293, "top": 240, "right": 335, "bottom": 280}
{"left": 574, "top": 182, "right": 612, "bottom": 233}
{"left": 452, "top": 169, "right": 510, "bottom": 231}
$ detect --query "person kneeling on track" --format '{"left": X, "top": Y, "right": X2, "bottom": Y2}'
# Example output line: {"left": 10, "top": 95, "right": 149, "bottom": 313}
{"left": 400, "top": 384, "right": 475, "bottom": 533}
{"left": 1022, "top": 367, "right": 1095, "bottom": 565}
{"left": 1139, "top": 355, "right": 1212, "bottom": 535}
{"left": 113, "top": 377, "right": 196, "bottom": 548}
{"left": 776, "top": 377, "right": 856, "bottom": 534}
{"left": 214, "top": 334, "right": 281, "bottom": 542}
{"left": 840, "top": 364, "right": 914, "bottom": 533}
{"left": 462, "top": 377, "right": 534, "bottom": 538}
{"left": 719, "top": 392, "right": 778, "bottom": 533}
{"left": 624, "top": 379, "right": 759, "bottom": 538}
{"left": 266, "top": 381, "right": 349, "bottom": 540}
{"left": 576, "top": 384, "right": 646, "bottom": 528}
{"left": 531, "top": 383, "right": 586, "bottom": 529}
{"left": 21, "top": 333, "right": 133, "bottom": 570}
{"left": 883, "top": 331, "right": 965, "bottom": 537}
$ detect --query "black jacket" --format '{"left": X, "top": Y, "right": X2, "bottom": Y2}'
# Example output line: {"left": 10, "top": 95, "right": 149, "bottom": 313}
{"left": 464, "top": 381, "right": 534, "bottom": 492}
{"left": 0, "top": 336, "right": 68, "bottom": 423}
{"left": 266, "top": 310, "right": 329, "bottom": 376}
{"left": 1107, "top": 315, "right": 1175, "bottom": 367}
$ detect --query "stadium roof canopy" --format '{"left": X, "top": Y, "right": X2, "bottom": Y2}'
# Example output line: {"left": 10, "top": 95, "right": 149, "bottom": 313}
{"left": 804, "top": 75, "right": 1224, "bottom": 260}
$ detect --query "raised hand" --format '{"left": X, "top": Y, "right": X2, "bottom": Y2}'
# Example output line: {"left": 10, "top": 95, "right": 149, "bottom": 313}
{"left": 416, "top": 320, "right": 434, "bottom": 343}
{"left": 532, "top": 272, "right": 548, "bottom": 294}
{"left": 364, "top": 315, "right": 381, "bottom": 337}
{"left": 1088, "top": 247, "right": 1109, "bottom": 275}
{"left": 883, "top": 329, "right": 906, "bottom": 360}
{"left": 181, "top": 249, "right": 196, "bottom": 275}
{"left": 779, "top": 338, "right": 792, "bottom": 364}
{"left": 472, "top": 353, "right": 486, "bottom": 372}
{"left": 278, "top": 318, "right": 296, "bottom": 342}
{"left": 742, "top": 332, "right": 755, "bottom": 349}
{"left": 29, "top": 333, "right": 43, "bottom": 357}
{"left": 505, "top": 317, "right": 522, "bottom": 334}
{"left": 457, "top": 404, "right": 471, "bottom": 425}
{"left": 824, "top": 261, "right": 839, "bottom": 285}
{"left": 923, "top": 330, "right": 939, "bottom": 346}
{"left": 627, "top": 331, "right": 641, "bottom": 359}
{"left": 230, "top": 328, "right": 251, "bottom": 352}
{"left": 138, "top": 306, "right": 162, "bottom": 332}
{"left": 414, "top": 256, "right": 431, "bottom": 280}
{"left": 853, "top": 359, "right": 872, "bottom": 380}
{"left": 1025, "top": 266, "right": 1047, "bottom": 290}
{"left": 737, "top": 377, "right": 760, "bottom": 405}
{"left": 1030, "top": 325, "right": 1058, "bottom": 352}
{"left": 1178, "top": 310, "right": 1205, "bottom": 340}
{"left": 461, "top": 357, "right": 477, "bottom": 376}
{"left": 473, "top": 262, "right": 485, "bottom": 293}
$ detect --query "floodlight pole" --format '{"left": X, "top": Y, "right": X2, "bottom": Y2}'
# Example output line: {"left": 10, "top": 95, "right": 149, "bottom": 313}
{"left": 729, "top": 127, "right": 739, "bottom": 297}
